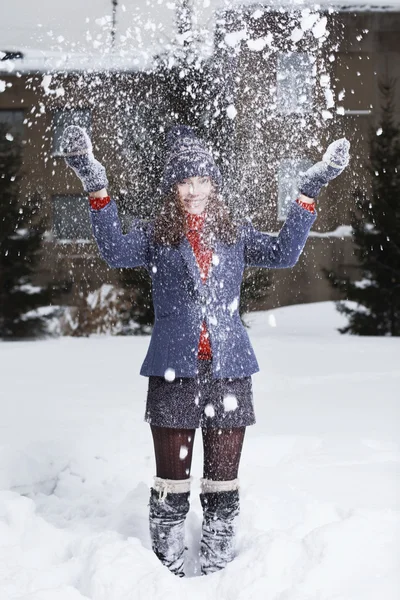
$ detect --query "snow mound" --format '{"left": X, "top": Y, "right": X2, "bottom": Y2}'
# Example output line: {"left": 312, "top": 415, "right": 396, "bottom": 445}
{"left": 0, "top": 302, "right": 399, "bottom": 598}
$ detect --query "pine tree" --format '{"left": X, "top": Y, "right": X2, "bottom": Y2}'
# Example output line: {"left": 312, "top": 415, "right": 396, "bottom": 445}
{"left": 110, "top": 2, "right": 271, "bottom": 332}
{"left": 111, "top": 1, "right": 208, "bottom": 335}
{"left": 0, "top": 125, "right": 65, "bottom": 339}
{"left": 118, "top": 266, "right": 154, "bottom": 335}
{"left": 239, "top": 267, "right": 271, "bottom": 319}
{"left": 326, "top": 81, "right": 400, "bottom": 335}
{"left": 155, "top": 0, "right": 209, "bottom": 136}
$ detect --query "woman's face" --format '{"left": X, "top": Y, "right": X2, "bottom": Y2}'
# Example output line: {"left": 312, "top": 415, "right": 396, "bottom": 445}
{"left": 176, "top": 176, "right": 212, "bottom": 215}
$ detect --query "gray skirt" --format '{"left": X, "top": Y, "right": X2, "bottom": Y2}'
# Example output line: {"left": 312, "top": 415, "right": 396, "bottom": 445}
{"left": 145, "top": 359, "right": 256, "bottom": 429}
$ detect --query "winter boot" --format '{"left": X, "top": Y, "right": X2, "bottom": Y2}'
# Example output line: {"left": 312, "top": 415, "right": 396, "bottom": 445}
{"left": 199, "top": 478, "right": 240, "bottom": 575}
{"left": 149, "top": 477, "right": 191, "bottom": 577}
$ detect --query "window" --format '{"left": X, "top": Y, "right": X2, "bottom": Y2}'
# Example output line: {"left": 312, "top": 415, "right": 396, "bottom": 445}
{"left": 53, "top": 195, "right": 92, "bottom": 241}
{"left": 276, "top": 53, "right": 314, "bottom": 115}
{"left": 278, "top": 158, "right": 313, "bottom": 220}
{"left": 0, "top": 109, "right": 24, "bottom": 138}
{"left": 52, "top": 109, "right": 91, "bottom": 155}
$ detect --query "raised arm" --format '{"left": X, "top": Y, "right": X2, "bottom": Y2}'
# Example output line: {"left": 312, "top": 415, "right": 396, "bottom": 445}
{"left": 244, "top": 138, "right": 350, "bottom": 269}
{"left": 60, "top": 126, "right": 150, "bottom": 269}
{"left": 244, "top": 200, "right": 317, "bottom": 268}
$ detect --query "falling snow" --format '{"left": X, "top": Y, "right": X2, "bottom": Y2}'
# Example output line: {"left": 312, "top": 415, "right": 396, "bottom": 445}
{"left": 300, "top": 10, "right": 320, "bottom": 32}
{"left": 204, "top": 403, "right": 215, "bottom": 418}
{"left": 223, "top": 394, "right": 238, "bottom": 412}
{"left": 228, "top": 297, "right": 239, "bottom": 315}
{"left": 224, "top": 28, "right": 247, "bottom": 48}
{"left": 226, "top": 104, "right": 237, "bottom": 120}
{"left": 247, "top": 37, "right": 269, "bottom": 51}
{"left": 164, "top": 368, "right": 175, "bottom": 382}
{"left": 290, "top": 28, "right": 304, "bottom": 43}
{"left": 0, "top": 1, "right": 397, "bottom": 594}
{"left": 179, "top": 445, "right": 188, "bottom": 460}
{"left": 312, "top": 16, "right": 328, "bottom": 39}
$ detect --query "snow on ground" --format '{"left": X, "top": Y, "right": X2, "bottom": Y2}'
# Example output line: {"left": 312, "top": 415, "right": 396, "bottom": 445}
{"left": 0, "top": 301, "right": 399, "bottom": 599}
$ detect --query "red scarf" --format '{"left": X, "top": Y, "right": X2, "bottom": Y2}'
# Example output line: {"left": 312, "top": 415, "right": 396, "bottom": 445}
{"left": 185, "top": 213, "right": 213, "bottom": 360}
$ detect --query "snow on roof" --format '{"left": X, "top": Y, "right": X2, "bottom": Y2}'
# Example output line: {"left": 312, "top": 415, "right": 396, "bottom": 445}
{"left": 1, "top": 0, "right": 400, "bottom": 74}
{"left": 0, "top": 48, "right": 155, "bottom": 75}
{"left": 0, "top": 0, "right": 177, "bottom": 73}
{"left": 233, "top": 0, "right": 400, "bottom": 10}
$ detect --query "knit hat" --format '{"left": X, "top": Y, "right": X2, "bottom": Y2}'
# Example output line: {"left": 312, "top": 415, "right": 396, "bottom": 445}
{"left": 161, "top": 125, "right": 223, "bottom": 194}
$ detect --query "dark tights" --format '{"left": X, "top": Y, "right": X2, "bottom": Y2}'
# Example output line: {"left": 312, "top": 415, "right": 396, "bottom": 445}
{"left": 151, "top": 425, "right": 246, "bottom": 481}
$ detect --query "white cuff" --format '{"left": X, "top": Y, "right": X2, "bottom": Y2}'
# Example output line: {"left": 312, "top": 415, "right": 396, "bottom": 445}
{"left": 153, "top": 476, "right": 192, "bottom": 500}
{"left": 200, "top": 478, "right": 240, "bottom": 493}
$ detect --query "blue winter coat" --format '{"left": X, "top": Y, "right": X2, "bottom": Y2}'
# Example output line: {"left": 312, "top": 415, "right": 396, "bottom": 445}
{"left": 90, "top": 199, "right": 316, "bottom": 379}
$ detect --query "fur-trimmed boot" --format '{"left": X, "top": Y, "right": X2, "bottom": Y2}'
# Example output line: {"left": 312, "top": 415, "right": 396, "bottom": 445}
{"left": 149, "top": 477, "right": 191, "bottom": 577}
{"left": 199, "top": 478, "right": 240, "bottom": 575}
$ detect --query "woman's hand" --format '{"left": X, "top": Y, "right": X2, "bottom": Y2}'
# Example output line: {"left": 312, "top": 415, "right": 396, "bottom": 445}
{"left": 298, "top": 138, "right": 350, "bottom": 199}
{"left": 60, "top": 125, "right": 109, "bottom": 194}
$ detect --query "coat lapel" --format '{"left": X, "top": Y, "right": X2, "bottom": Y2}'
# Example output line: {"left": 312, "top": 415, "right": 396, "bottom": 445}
{"left": 179, "top": 237, "right": 204, "bottom": 292}
{"left": 179, "top": 238, "right": 224, "bottom": 295}
{"left": 204, "top": 240, "right": 223, "bottom": 291}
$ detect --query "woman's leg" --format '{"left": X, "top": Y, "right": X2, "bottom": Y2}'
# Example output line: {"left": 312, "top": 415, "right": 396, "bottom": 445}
{"left": 151, "top": 425, "right": 196, "bottom": 479}
{"left": 202, "top": 427, "right": 245, "bottom": 481}
{"left": 199, "top": 427, "right": 246, "bottom": 575}
{"left": 149, "top": 426, "right": 196, "bottom": 577}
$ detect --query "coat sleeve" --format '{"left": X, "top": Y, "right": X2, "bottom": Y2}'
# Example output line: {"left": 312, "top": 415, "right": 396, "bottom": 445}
{"left": 243, "top": 200, "right": 317, "bottom": 268}
{"left": 90, "top": 199, "right": 151, "bottom": 269}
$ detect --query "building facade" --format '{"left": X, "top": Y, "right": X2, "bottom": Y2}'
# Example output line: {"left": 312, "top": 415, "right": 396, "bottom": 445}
{"left": 1, "top": 6, "right": 399, "bottom": 312}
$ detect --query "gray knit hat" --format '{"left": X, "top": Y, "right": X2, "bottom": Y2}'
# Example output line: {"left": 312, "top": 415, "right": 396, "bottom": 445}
{"left": 161, "top": 125, "right": 223, "bottom": 194}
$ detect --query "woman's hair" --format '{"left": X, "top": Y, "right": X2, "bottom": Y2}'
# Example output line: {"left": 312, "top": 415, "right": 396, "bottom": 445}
{"left": 152, "top": 184, "right": 238, "bottom": 247}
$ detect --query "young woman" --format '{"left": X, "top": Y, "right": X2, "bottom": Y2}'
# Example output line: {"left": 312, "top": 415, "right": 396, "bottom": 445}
{"left": 61, "top": 125, "right": 349, "bottom": 577}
